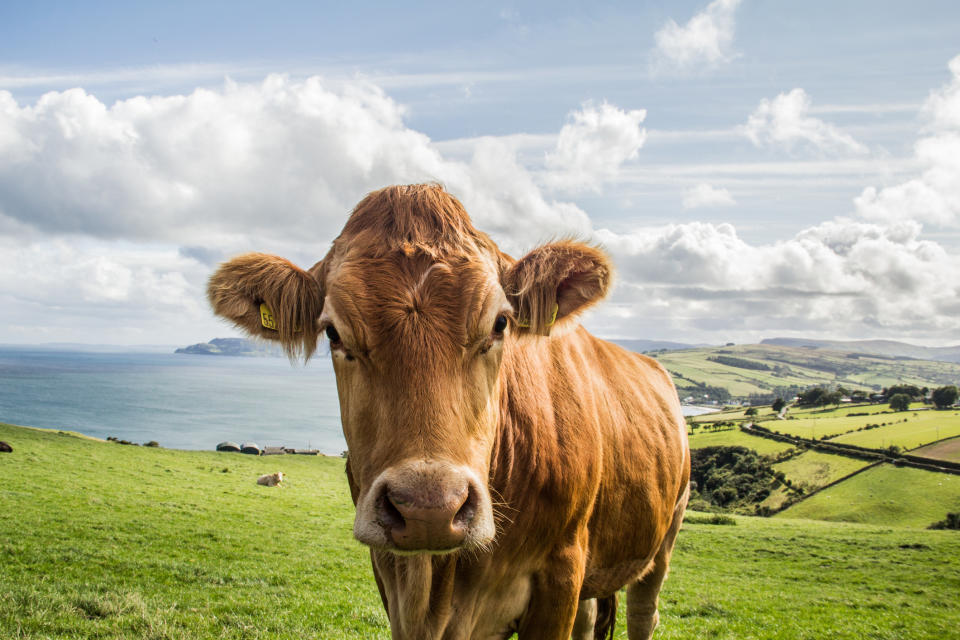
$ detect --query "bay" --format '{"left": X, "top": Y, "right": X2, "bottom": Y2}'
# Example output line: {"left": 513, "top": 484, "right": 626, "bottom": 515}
{"left": 0, "top": 347, "right": 344, "bottom": 453}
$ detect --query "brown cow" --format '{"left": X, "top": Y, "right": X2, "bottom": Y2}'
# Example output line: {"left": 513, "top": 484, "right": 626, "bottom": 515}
{"left": 208, "top": 184, "right": 690, "bottom": 640}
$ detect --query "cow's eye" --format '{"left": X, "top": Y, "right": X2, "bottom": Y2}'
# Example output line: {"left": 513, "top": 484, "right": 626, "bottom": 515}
{"left": 493, "top": 315, "right": 508, "bottom": 335}
{"left": 325, "top": 325, "right": 341, "bottom": 345}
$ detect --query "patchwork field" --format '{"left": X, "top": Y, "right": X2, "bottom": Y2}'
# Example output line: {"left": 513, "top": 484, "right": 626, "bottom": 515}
{"left": 912, "top": 436, "right": 960, "bottom": 463}
{"left": 4, "top": 421, "right": 960, "bottom": 639}
{"left": 828, "top": 411, "right": 960, "bottom": 450}
{"left": 777, "top": 463, "right": 960, "bottom": 528}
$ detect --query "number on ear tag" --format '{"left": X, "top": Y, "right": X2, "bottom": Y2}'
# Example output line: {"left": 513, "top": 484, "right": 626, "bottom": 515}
{"left": 260, "top": 303, "right": 278, "bottom": 331}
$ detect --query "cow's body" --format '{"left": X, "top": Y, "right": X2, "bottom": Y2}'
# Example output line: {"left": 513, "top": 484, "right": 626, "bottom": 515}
{"left": 209, "top": 184, "right": 689, "bottom": 639}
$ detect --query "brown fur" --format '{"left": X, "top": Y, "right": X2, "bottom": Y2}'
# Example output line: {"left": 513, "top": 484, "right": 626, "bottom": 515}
{"left": 208, "top": 184, "right": 690, "bottom": 639}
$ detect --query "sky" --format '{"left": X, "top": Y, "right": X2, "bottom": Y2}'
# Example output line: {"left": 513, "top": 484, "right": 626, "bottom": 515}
{"left": 1, "top": 0, "right": 960, "bottom": 347}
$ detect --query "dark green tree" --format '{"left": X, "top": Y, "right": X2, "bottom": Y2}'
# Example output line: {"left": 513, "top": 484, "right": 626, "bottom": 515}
{"left": 884, "top": 384, "right": 922, "bottom": 399}
{"left": 744, "top": 407, "right": 758, "bottom": 417}
{"left": 932, "top": 385, "right": 959, "bottom": 409}
{"left": 889, "top": 393, "right": 911, "bottom": 412}
{"left": 771, "top": 397, "right": 786, "bottom": 413}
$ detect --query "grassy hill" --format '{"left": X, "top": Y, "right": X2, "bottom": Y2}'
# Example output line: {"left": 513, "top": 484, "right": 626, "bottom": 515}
{"left": 649, "top": 343, "right": 960, "bottom": 402}
{"left": 3, "top": 421, "right": 960, "bottom": 639}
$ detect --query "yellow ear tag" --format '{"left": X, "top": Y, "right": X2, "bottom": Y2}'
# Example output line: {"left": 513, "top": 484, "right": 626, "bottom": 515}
{"left": 516, "top": 303, "right": 559, "bottom": 329}
{"left": 259, "top": 303, "right": 278, "bottom": 331}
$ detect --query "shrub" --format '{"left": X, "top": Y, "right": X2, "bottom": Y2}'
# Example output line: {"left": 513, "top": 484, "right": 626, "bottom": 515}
{"left": 928, "top": 512, "right": 960, "bottom": 530}
{"left": 684, "top": 513, "right": 737, "bottom": 525}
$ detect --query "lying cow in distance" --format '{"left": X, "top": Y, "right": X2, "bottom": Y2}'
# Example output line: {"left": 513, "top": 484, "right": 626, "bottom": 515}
{"left": 209, "top": 184, "right": 690, "bottom": 639}
{"left": 257, "top": 471, "right": 285, "bottom": 487}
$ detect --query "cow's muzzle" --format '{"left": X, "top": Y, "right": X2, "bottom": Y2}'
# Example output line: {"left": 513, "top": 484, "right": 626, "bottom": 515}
{"left": 354, "top": 460, "right": 495, "bottom": 553}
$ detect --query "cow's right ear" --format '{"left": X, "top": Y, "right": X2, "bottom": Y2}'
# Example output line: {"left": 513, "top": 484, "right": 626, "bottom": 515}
{"left": 207, "top": 253, "right": 324, "bottom": 360}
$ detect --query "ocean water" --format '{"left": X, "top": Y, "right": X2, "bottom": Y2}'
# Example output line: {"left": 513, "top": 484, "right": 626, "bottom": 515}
{"left": 0, "top": 347, "right": 711, "bottom": 453}
{"left": 0, "top": 348, "right": 344, "bottom": 453}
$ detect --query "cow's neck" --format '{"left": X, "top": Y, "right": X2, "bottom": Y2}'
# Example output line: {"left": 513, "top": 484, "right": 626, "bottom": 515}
{"left": 489, "top": 336, "right": 560, "bottom": 503}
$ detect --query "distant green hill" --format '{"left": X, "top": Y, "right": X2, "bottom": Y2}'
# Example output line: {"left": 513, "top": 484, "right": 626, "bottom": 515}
{"left": 649, "top": 343, "right": 960, "bottom": 403}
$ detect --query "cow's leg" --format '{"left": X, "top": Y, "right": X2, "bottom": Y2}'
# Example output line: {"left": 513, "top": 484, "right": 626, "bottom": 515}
{"left": 517, "top": 544, "right": 587, "bottom": 639}
{"left": 571, "top": 598, "right": 596, "bottom": 639}
{"left": 625, "top": 485, "right": 689, "bottom": 640}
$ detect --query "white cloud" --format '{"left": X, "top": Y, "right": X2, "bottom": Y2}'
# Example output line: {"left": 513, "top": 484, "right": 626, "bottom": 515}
{"left": 652, "top": 0, "right": 742, "bottom": 73}
{"left": 592, "top": 218, "right": 960, "bottom": 343}
{"left": 0, "top": 75, "right": 598, "bottom": 254}
{"left": 0, "top": 236, "right": 223, "bottom": 344}
{"left": 682, "top": 183, "right": 735, "bottom": 209}
{"left": 542, "top": 102, "right": 647, "bottom": 193}
{"left": 855, "top": 55, "right": 960, "bottom": 227}
{"left": 742, "top": 88, "right": 869, "bottom": 156}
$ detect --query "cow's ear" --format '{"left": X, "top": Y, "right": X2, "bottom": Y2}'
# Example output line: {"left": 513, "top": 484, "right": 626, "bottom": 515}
{"left": 502, "top": 241, "right": 613, "bottom": 336}
{"left": 207, "top": 253, "right": 324, "bottom": 360}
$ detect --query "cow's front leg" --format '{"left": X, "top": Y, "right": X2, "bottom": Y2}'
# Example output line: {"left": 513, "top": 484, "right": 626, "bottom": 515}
{"left": 517, "top": 545, "right": 587, "bottom": 639}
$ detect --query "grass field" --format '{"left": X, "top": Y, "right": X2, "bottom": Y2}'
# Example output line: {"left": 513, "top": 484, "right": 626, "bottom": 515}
{"left": 912, "top": 436, "right": 960, "bottom": 463}
{"left": 772, "top": 450, "right": 872, "bottom": 492}
{"left": 828, "top": 411, "right": 960, "bottom": 450}
{"left": 687, "top": 428, "right": 796, "bottom": 456}
{"left": 3, "top": 422, "right": 960, "bottom": 639}
{"left": 777, "top": 463, "right": 960, "bottom": 528}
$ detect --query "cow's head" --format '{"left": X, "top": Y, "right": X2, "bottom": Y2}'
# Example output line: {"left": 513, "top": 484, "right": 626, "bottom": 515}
{"left": 208, "top": 184, "right": 611, "bottom": 554}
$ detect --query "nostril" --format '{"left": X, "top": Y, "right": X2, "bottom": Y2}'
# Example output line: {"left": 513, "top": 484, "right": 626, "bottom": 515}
{"left": 377, "top": 489, "right": 406, "bottom": 530}
{"left": 452, "top": 485, "right": 477, "bottom": 528}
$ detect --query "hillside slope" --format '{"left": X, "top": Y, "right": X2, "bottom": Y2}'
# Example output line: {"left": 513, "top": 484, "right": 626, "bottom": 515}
{"left": 762, "top": 337, "right": 960, "bottom": 363}
{"left": 650, "top": 343, "right": 960, "bottom": 402}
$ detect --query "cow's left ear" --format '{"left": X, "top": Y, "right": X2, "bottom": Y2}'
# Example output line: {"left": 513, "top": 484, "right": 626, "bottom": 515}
{"left": 502, "top": 241, "right": 613, "bottom": 336}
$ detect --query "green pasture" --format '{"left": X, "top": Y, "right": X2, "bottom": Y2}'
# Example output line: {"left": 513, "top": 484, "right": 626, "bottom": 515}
{"left": 766, "top": 403, "right": 929, "bottom": 441}
{"left": 687, "top": 428, "right": 796, "bottom": 457}
{"left": 828, "top": 410, "right": 960, "bottom": 450}
{"left": 3, "top": 422, "right": 960, "bottom": 639}
{"left": 777, "top": 463, "right": 960, "bottom": 528}
{"left": 772, "top": 450, "right": 871, "bottom": 492}
{"left": 0, "top": 422, "right": 386, "bottom": 639}
{"left": 782, "top": 402, "right": 887, "bottom": 419}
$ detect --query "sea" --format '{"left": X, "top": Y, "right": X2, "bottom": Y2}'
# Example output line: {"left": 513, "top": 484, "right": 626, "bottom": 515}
{"left": 0, "top": 347, "right": 714, "bottom": 453}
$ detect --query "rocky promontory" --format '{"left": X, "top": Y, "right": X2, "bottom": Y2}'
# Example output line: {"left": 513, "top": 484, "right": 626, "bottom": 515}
{"left": 175, "top": 337, "right": 283, "bottom": 357}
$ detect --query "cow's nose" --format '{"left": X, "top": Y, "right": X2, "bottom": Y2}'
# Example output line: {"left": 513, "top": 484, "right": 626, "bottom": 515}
{"left": 376, "top": 481, "right": 476, "bottom": 551}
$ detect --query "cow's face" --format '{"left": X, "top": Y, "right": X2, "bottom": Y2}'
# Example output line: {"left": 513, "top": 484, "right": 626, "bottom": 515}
{"left": 208, "top": 185, "right": 611, "bottom": 554}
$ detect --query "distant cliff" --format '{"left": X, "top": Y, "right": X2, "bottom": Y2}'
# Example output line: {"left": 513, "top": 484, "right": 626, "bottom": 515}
{"left": 175, "top": 338, "right": 284, "bottom": 357}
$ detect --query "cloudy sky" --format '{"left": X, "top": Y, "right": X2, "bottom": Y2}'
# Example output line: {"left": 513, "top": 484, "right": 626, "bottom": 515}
{"left": 2, "top": 0, "right": 960, "bottom": 347}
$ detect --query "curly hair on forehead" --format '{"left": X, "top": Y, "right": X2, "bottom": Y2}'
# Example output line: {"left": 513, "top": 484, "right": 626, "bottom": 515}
{"left": 332, "top": 183, "right": 510, "bottom": 265}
